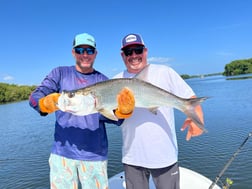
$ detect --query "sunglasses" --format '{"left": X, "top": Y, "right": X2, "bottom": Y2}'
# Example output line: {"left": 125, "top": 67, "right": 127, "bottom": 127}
{"left": 123, "top": 46, "right": 145, "bottom": 56}
{"left": 74, "top": 47, "right": 95, "bottom": 55}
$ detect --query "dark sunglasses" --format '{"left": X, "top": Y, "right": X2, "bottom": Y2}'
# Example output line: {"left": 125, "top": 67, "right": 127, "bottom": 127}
{"left": 123, "top": 46, "right": 145, "bottom": 56}
{"left": 74, "top": 47, "right": 95, "bottom": 55}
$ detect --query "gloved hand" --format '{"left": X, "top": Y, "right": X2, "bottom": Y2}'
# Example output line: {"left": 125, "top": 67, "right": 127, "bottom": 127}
{"left": 181, "top": 103, "right": 204, "bottom": 141}
{"left": 115, "top": 87, "right": 135, "bottom": 119}
{"left": 39, "top": 93, "right": 61, "bottom": 113}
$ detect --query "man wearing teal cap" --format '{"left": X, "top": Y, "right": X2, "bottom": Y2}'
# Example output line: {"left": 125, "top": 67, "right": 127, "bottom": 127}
{"left": 73, "top": 33, "right": 96, "bottom": 48}
{"left": 29, "top": 32, "right": 135, "bottom": 189}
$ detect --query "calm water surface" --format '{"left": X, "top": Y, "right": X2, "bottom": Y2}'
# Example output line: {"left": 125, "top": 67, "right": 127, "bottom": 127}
{"left": 0, "top": 76, "right": 251, "bottom": 189}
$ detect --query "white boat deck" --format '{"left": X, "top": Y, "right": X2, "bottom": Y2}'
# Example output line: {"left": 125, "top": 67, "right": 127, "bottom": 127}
{"left": 109, "top": 167, "right": 221, "bottom": 189}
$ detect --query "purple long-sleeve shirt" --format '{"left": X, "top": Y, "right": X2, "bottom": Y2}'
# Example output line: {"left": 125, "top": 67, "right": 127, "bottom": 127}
{"left": 29, "top": 66, "right": 121, "bottom": 161}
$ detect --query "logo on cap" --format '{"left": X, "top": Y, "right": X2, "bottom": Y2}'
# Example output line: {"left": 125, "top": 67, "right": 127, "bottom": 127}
{"left": 125, "top": 35, "right": 138, "bottom": 43}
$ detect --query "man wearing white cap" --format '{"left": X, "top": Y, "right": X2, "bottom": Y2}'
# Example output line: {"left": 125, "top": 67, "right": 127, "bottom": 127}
{"left": 114, "top": 33, "right": 205, "bottom": 189}
{"left": 29, "top": 33, "right": 135, "bottom": 189}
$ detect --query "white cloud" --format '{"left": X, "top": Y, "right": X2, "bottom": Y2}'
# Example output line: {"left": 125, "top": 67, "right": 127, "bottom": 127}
{"left": 3, "top": 75, "right": 14, "bottom": 81}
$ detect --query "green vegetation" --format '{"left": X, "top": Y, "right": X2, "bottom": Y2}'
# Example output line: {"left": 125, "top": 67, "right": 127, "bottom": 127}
{"left": 181, "top": 72, "right": 222, "bottom": 79}
{"left": 223, "top": 58, "right": 252, "bottom": 76}
{"left": 181, "top": 74, "right": 190, "bottom": 79}
{"left": 0, "top": 83, "right": 36, "bottom": 104}
{"left": 181, "top": 58, "right": 252, "bottom": 79}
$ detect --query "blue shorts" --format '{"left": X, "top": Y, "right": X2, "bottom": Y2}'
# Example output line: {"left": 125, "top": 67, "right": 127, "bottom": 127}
{"left": 49, "top": 154, "right": 108, "bottom": 189}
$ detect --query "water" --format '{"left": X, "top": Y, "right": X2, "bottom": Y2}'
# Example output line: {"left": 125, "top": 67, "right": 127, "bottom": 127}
{"left": 0, "top": 76, "right": 252, "bottom": 189}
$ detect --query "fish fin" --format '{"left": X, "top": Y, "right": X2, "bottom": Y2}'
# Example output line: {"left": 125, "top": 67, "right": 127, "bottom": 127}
{"left": 134, "top": 64, "right": 150, "bottom": 81}
{"left": 184, "top": 97, "right": 209, "bottom": 133}
{"left": 148, "top": 107, "right": 159, "bottom": 115}
{"left": 99, "top": 109, "right": 118, "bottom": 121}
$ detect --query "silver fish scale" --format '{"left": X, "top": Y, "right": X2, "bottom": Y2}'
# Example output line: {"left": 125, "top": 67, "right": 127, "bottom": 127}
{"left": 75, "top": 78, "right": 190, "bottom": 111}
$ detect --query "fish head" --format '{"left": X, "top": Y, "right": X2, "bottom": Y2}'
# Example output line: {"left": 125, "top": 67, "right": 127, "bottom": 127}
{"left": 57, "top": 91, "right": 96, "bottom": 116}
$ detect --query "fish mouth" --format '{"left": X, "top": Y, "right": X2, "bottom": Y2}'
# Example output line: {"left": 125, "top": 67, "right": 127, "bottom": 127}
{"left": 57, "top": 103, "right": 82, "bottom": 115}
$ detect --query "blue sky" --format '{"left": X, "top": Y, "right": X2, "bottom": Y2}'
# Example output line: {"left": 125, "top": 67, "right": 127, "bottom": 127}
{"left": 1, "top": 0, "right": 252, "bottom": 85}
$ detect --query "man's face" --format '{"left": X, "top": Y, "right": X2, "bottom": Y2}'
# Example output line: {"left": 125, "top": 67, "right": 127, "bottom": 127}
{"left": 121, "top": 45, "right": 147, "bottom": 74}
{"left": 72, "top": 45, "right": 97, "bottom": 73}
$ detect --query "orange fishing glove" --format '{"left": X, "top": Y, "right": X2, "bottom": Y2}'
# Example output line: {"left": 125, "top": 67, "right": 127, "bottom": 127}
{"left": 115, "top": 87, "right": 135, "bottom": 119}
{"left": 181, "top": 104, "right": 204, "bottom": 141}
{"left": 39, "top": 93, "right": 60, "bottom": 113}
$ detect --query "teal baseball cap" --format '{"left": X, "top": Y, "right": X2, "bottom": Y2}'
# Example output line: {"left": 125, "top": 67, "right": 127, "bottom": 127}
{"left": 73, "top": 33, "right": 96, "bottom": 48}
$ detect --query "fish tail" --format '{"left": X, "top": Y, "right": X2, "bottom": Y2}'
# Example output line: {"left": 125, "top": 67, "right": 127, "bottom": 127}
{"left": 184, "top": 97, "right": 209, "bottom": 133}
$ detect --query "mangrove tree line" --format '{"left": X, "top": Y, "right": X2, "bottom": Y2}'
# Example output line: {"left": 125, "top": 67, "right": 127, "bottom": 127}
{"left": 223, "top": 58, "right": 252, "bottom": 76}
{"left": 0, "top": 83, "right": 36, "bottom": 104}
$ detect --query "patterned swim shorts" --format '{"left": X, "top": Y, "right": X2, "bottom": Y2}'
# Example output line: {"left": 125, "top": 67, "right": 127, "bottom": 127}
{"left": 49, "top": 154, "right": 108, "bottom": 189}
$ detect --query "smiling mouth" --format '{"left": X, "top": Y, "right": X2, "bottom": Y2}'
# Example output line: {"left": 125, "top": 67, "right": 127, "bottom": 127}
{"left": 129, "top": 57, "right": 142, "bottom": 64}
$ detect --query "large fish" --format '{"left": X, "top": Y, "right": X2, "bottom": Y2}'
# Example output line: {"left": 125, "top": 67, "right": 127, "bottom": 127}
{"left": 57, "top": 65, "right": 208, "bottom": 132}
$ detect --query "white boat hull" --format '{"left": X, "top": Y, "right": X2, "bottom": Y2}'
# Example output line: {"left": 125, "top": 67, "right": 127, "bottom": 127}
{"left": 109, "top": 167, "right": 221, "bottom": 189}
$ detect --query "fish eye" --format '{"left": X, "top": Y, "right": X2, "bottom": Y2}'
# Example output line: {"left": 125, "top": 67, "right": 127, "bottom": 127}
{"left": 68, "top": 92, "right": 75, "bottom": 98}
